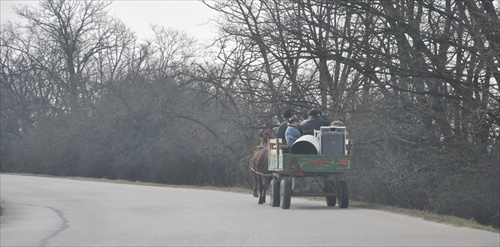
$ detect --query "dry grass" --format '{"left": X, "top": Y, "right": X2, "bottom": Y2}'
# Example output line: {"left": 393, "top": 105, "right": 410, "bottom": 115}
{"left": 348, "top": 200, "right": 499, "bottom": 233}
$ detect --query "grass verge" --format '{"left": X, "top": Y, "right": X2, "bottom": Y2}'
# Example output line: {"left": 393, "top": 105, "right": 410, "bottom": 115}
{"left": 349, "top": 200, "right": 498, "bottom": 233}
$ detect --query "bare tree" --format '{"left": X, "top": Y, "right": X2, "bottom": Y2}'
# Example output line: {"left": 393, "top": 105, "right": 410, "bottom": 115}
{"left": 14, "top": 0, "right": 130, "bottom": 112}
{"left": 204, "top": 0, "right": 499, "bottom": 227}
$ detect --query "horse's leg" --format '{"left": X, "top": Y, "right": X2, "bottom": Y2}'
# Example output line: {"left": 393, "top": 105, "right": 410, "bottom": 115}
{"left": 261, "top": 176, "right": 271, "bottom": 204}
{"left": 258, "top": 175, "right": 265, "bottom": 204}
{"left": 253, "top": 173, "right": 259, "bottom": 198}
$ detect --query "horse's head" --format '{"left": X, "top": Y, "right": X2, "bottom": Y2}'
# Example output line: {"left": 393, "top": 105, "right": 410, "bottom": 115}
{"left": 259, "top": 128, "right": 275, "bottom": 145}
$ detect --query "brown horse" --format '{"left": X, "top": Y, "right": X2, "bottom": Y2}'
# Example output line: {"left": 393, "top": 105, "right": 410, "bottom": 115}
{"left": 250, "top": 128, "right": 275, "bottom": 204}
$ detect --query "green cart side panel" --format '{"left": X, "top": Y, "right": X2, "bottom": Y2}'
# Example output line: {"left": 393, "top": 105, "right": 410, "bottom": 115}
{"left": 268, "top": 153, "right": 351, "bottom": 173}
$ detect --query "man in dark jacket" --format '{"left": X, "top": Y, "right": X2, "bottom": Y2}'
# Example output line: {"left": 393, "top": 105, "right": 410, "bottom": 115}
{"left": 299, "top": 109, "right": 330, "bottom": 135}
{"left": 276, "top": 109, "right": 293, "bottom": 139}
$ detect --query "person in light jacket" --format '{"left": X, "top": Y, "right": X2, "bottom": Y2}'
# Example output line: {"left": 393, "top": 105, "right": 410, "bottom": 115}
{"left": 285, "top": 116, "right": 301, "bottom": 147}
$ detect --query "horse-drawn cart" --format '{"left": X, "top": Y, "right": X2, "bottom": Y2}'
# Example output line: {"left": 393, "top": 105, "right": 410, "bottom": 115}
{"left": 267, "top": 126, "right": 351, "bottom": 209}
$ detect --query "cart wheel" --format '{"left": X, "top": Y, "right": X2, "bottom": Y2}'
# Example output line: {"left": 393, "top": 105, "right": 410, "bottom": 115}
{"left": 324, "top": 180, "right": 337, "bottom": 207}
{"left": 339, "top": 180, "right": 349, "bottom": 208}
{"left": 280, "top": 179, "right": 291, "bottom": 209}
{"left": 270, "top": 179, "right": 280, "bottom": 207}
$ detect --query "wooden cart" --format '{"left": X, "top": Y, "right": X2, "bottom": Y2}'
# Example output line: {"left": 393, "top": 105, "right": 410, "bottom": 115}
{"left": 267, "top": 129, "right": 351, "bottom": 209}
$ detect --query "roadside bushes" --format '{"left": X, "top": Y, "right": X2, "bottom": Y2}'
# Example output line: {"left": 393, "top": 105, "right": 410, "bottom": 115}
{"left": 347, "top": 101, "right": 500, "bottom": 228}
{"left": 2, "top": 77, "right": 256, "bottom": 188}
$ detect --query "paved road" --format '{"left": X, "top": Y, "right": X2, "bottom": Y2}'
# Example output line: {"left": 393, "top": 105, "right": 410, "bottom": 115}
{"left": 1, "top": 174, "right": 498, "bottom": 246}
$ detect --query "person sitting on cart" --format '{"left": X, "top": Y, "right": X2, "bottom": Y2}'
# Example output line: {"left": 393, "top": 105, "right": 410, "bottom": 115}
{"left": 276, "top": 109, "right": 293, "bottom": 140}
{"left": 285, "top": 116, "right": 301, "bottom": 147}
{"left": 299, "top": 109, "right": 330, "bottom": 135}
{"left": 331, "top": 119, "right": 349, "bottom": 139}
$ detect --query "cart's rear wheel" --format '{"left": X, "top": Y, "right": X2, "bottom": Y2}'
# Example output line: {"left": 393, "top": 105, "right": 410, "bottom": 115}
{"left": 339, "top": 180, "right": 349, "bottom": 208}
{"left": 280, "top": 179, "right": 291, "bottom": 209}
{"left": 324, "top": 180, "right": 337, "bottom": 207}
{"left": 270, "top": 178, "right": 280, "bottom": 207}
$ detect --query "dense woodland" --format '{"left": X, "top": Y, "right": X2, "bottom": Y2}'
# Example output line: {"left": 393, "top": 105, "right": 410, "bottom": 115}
{"left": 1, "top": 0, "right": 498, "bottom": 227}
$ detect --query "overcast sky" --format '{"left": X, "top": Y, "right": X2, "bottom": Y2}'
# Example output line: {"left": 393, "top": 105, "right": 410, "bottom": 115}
{"left": 0, "top": 0, "right": 218, "bottom": 42}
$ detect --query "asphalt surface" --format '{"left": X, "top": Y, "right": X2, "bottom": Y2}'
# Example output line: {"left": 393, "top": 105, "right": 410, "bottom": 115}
{"left": 1, "top": 174, "right": 499, "bottom": 246}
